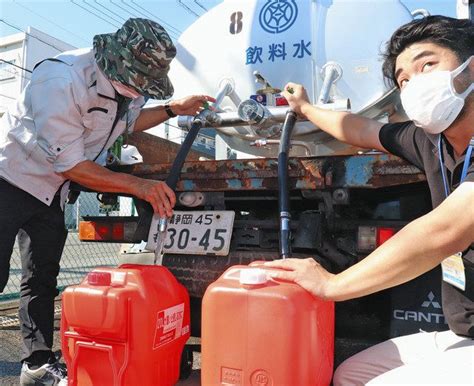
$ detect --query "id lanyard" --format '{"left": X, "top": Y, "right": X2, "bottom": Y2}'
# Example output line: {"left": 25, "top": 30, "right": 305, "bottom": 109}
{"left": 438, "top": 135, "right": 474, "bottom": 198}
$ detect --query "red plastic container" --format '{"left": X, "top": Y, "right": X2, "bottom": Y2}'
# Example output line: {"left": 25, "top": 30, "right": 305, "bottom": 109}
{"left": 61, "top": 264, "right": 190, "bottom": 386}
{"left": 202, "top": 265, "right": 335, "bottom": 386}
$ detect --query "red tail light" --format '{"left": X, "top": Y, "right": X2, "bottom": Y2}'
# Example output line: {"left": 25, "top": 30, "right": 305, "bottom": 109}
{"left": 79, "top": 221, "right": 125, "bottom": 241}
{"left": 358, "top": 226, "right": 396, "bottom": 252}
{"left": 377, "top": 227, "right": 396, "bottom": 246}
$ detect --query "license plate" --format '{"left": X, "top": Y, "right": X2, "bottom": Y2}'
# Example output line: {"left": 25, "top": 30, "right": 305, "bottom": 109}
{"left": 147, "top": 211, "right": 235, "bottom": 256}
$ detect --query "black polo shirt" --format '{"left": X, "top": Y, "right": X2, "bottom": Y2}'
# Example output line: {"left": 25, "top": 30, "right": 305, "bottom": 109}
{"left": 379, "top": 121, "right": 474, "bottom": 337}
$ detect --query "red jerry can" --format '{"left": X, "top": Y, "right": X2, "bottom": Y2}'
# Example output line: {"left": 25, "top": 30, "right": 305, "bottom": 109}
{"left": 61, "top": 264, "right": 190, "bottom": 386}
{"left": 202, "top": 265, "right": 335, "bottom": 386}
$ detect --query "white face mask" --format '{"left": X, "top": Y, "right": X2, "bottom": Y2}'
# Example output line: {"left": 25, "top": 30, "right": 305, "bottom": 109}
{"left": 110, "top": 80, "right": 142, "bottom": 99}
{"left": 400, "top": 56, "right": 473, "bottom": 134}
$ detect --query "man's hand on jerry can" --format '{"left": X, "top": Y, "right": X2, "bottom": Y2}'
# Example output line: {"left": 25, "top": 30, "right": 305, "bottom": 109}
{"left": 263, "top": 258, "right": 336, "bottom": 300}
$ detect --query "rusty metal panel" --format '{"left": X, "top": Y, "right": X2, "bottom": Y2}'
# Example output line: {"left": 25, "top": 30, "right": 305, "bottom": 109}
{"left": 116, "top": 153, "right": 425, "bottom": 191}
{"left": 127, "top": 131, "right": 210, "bottom": 164}
{"left": 323, "top": 154, "right": 426, "bottom": 188}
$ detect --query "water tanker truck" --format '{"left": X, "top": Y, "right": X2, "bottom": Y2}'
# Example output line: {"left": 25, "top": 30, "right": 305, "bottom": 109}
{"left": 77, "top": 0, "right": 468, "bottom": 365}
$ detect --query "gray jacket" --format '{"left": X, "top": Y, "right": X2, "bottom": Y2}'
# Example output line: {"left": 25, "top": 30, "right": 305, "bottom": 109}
{"left": 0, "top": 48, "right": 144, "bottom": 206}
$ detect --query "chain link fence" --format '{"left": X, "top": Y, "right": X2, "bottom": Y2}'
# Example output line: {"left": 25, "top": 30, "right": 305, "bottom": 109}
{"left": 0, "top": 192, "right": 136, "bottom": 381}
{"left": 0, "top": 192, "right": 135, "bottom": 304}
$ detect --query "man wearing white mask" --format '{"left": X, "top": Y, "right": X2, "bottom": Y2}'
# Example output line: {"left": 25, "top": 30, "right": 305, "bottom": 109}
{"left": 264, "top": 15, "right": 473, "bottom": 385}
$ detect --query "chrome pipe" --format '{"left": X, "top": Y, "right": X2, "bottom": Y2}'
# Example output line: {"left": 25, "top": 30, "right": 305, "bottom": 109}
{"left": 318, "top": 62, "right": 343, "bottom": 104}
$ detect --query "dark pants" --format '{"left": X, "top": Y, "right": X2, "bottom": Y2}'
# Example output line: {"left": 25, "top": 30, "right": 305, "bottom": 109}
{"left": 0, "top": 179, "right": 67, "bottom": 363}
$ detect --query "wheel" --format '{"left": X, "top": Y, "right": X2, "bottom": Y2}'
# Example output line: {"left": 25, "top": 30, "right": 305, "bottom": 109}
{"left": 179, "top": 345, "right": 193, "bottom": 380}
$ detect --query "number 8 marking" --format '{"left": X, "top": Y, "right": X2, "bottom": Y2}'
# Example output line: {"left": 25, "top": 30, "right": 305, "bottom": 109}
{"left": 230, "top": 11, "right": 243, "bottom": 34}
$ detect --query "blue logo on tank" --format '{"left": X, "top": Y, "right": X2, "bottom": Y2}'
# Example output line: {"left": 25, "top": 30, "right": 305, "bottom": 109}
{"left": 259, "top": 0, "right": 298, "bottom": 34}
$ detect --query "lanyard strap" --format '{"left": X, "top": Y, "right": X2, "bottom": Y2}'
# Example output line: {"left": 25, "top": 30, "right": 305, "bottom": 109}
{"left": 438, "top": 135, "right": 474, "bottom": 198}
{"left": 461, "top": 138, "right": 474, "bottom": 181}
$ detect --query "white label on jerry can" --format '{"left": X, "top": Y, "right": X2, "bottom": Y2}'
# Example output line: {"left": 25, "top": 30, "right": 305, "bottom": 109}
{"left": 153, "top": 303, "right": 186, "bottom": 349}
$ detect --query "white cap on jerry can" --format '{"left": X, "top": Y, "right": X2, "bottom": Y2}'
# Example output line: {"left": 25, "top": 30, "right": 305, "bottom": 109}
{"left": 240, "top": 268, "right": 268, "bottom": 285}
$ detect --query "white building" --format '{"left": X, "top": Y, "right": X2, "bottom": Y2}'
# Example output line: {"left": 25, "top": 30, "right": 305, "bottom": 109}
{"left": 0, "top": 26, "right": 76, "bottom": 116}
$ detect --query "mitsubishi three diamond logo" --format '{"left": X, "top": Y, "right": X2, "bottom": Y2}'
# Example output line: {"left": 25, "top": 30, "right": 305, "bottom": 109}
{"left": 393, "top": 290, "right": 446, "bottom": 325}
{"left": 421, "top": 291, "right": 441, "bottom": 309}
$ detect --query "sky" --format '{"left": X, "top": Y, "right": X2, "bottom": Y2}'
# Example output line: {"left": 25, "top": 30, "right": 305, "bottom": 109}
{"left": 0, "top": 0, "right": 458, "bottom": 49}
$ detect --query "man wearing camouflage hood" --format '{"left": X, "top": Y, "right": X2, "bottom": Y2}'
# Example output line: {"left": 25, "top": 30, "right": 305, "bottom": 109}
{"left": 0, "top": 18, "right": 213, "bottom": 386}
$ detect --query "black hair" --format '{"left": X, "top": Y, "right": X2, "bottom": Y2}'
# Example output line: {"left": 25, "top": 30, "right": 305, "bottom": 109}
{"left": 382, "top": 15, "right": 474, "bottom": 87}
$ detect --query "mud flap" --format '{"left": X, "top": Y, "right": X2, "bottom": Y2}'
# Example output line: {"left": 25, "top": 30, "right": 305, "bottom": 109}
{"left": 390, "top": 266, "right": 448, "bottom": 336}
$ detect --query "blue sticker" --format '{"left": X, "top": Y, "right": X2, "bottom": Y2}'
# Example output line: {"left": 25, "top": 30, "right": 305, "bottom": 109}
{"left": 250, "top": 94, "right": 267, "bottom": 105}
{"left": 259, "top": 0, "right": 298, "bottom": 34}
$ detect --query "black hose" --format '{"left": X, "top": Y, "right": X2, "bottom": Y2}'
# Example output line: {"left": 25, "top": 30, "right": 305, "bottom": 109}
{"left": 133, "top": 117, "right": 204, "bottom": 241}
{"left": 165, "top": 119, "right": 203, "bottom": 190}
{"left": 278, "top": 110, "right": 297, "bottom": 259}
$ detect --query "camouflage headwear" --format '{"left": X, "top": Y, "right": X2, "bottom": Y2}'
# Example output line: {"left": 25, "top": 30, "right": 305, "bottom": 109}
{"left": 93, "top": 18, "right": 176, "bottom": 99}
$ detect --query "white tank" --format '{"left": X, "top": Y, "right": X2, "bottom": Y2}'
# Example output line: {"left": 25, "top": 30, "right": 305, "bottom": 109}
{"left": 169, "top": 0, "right": 414, "bottom": 158}
{"left": 457, "top": 0, "right": 470, "bottom": 19}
